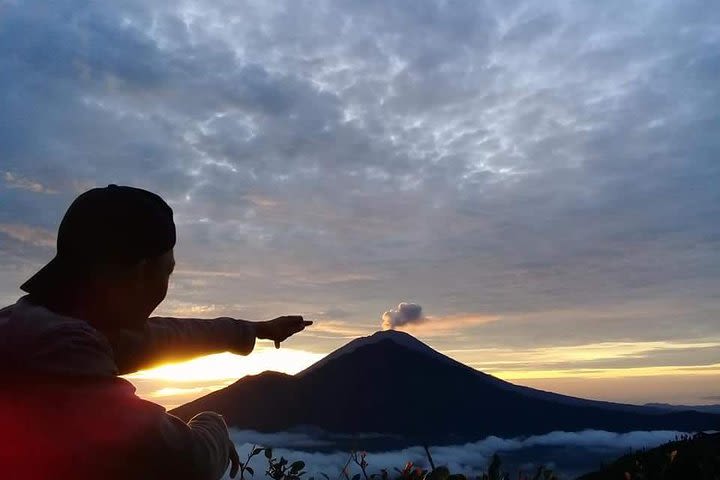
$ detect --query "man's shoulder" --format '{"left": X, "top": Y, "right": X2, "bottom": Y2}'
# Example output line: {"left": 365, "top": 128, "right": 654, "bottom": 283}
{"left": 0, "top": 295, "right": 119, "bottom": 376}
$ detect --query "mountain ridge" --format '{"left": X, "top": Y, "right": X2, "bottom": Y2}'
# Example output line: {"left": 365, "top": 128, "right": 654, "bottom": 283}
{"left": 170, "top": 331, "right": 719, "bottom": 446}
{"left": 305, "top": 330, "right": 669, "bottom": 414}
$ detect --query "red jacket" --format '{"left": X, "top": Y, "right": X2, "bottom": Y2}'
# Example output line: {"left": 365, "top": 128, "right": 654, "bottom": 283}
{"left": 0, "top": 295, "right": 257, "bottom": 479}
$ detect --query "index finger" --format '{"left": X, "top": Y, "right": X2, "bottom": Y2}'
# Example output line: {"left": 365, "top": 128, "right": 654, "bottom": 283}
{"left": 295, "top": 319, "right": 312, "bottom": 332}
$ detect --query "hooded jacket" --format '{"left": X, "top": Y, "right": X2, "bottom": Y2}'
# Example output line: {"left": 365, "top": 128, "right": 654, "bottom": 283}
{"left": 0, "top": 294, "right": 256, "bottom": 480}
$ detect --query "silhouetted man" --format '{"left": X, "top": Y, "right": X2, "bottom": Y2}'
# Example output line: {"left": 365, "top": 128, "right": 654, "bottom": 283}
{"left": 0, "top": 184, "right": 312, "bottom": 479}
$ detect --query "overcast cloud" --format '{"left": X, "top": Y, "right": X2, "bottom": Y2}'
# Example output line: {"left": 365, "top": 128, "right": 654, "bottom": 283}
{"left": 1, "top": 0, "right": 719, "bottom": 402}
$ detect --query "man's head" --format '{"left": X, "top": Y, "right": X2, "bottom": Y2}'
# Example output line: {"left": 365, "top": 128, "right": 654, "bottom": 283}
{"left": 20, "top": 184, "right": 177, "bottom": 330}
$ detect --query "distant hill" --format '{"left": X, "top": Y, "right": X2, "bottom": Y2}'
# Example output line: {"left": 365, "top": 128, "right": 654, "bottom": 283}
{"left": 645, "top": 403, "right": 720, "bottom": 415}
{"left": 578, "top": 432, "right": 720, "bottom": 479}
{"left": 171, "top": 330, "right": 720, "bottom": 446}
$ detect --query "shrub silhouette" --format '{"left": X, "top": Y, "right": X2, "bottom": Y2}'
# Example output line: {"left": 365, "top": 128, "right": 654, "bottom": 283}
{"left": 232, "top": 433, "right": 720, "bottom": 480}
{"left": 578, "top": 432, "right": 720, "bottom": 480}
{"left": 234, "top": 446, "right": 558, "bottom": 480}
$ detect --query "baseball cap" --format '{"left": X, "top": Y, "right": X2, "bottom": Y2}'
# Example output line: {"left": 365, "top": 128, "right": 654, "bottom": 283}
{"left": 20, "top": 184, "right": 176, "bottom": 296}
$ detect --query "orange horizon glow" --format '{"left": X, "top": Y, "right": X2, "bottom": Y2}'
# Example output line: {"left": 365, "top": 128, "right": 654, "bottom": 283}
{"left": 125, "top": 336, "right": 720, "bottom": 410}
{"left": 126, "top": 346, "right": 325, "bottom": 382}
{"left": 124, "top": 345, "right": 326, "bottom": 408}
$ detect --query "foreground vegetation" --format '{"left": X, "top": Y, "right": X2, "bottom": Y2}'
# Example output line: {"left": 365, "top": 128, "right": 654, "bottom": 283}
{"left": 236, "top": 432, "right": 720, "bottom": 480}
{"left": 236, "top": 445, "right": 557, "bottom": 480}
{"left": 579, "top": 432, "right": 720, "bottom": 480}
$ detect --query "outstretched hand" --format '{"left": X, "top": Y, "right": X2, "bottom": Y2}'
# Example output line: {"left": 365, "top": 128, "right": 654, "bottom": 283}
{"left": 255, "top": 315, "right": 312, "bottom": 348}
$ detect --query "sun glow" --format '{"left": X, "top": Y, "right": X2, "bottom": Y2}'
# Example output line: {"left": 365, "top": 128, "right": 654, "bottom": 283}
{"left": 123, "top": 345, "right": 326, "bottom": 408}
{"left": 126, "top": 346, "right": 326, "bottom": 382}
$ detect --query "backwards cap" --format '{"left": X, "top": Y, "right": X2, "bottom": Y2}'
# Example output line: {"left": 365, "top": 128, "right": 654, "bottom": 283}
{"left": 20, "top": 184, "right": 176, "bottom": 295}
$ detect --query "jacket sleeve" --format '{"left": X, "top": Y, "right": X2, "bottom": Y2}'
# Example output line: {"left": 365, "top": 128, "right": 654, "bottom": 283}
{"left": 155, "top": 410, "right": 234, "bottom": 480}
{"left": 122, "top": 383, "right": 237, "bottom": 480}
{"left": 108, "top": 316, "right": 257, "bottom": 375}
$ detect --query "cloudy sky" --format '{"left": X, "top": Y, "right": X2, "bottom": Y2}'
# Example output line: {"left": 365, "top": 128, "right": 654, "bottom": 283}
{"left": 1, "top": 0, "right": 719, "bottom": 408}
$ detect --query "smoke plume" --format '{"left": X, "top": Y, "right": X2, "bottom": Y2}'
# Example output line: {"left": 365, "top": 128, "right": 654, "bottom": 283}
{"left": 381, "top": 303, "right": 426, "bottom": 330}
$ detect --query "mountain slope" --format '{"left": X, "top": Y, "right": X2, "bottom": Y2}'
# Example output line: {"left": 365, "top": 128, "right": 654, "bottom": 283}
{"left": 170, "top": 331, "right": 720, "bottom": 444}
{"left": 307, "top": 331, "right": 670, "bottom": 415}
{"left": 645, "top": 403, "right": 720, "bottom": 415}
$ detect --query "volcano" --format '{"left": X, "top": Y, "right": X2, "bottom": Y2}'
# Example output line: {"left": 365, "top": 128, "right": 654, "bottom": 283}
{"left": 170, "top": 331, "right": 719, "bottom": 445}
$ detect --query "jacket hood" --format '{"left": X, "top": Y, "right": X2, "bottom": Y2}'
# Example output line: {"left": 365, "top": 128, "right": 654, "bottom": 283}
{"left": 0, "top": 295, "right": 118, "bottom": 376}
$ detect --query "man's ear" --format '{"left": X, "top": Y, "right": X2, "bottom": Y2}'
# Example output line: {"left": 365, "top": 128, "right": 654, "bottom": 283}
{"left": 119, "top": 258, "right": 148, "bottom": 287}
{"left": 135, "top": 258, "right": 150, "bottom": 281}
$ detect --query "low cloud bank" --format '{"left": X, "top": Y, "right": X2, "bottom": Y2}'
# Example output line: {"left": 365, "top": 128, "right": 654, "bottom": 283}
{"left": 226, "top": 429, "right": 686, "bottom": 478}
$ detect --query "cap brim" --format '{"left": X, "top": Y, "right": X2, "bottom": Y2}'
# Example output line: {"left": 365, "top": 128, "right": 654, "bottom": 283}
{"left": 19, "top": 255, "right": 73, "bottom": 295}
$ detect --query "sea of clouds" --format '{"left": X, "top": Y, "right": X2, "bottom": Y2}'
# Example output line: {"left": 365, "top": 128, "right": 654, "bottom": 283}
{"left": 225, "top": 429, "right": 687, "bottom": 479}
